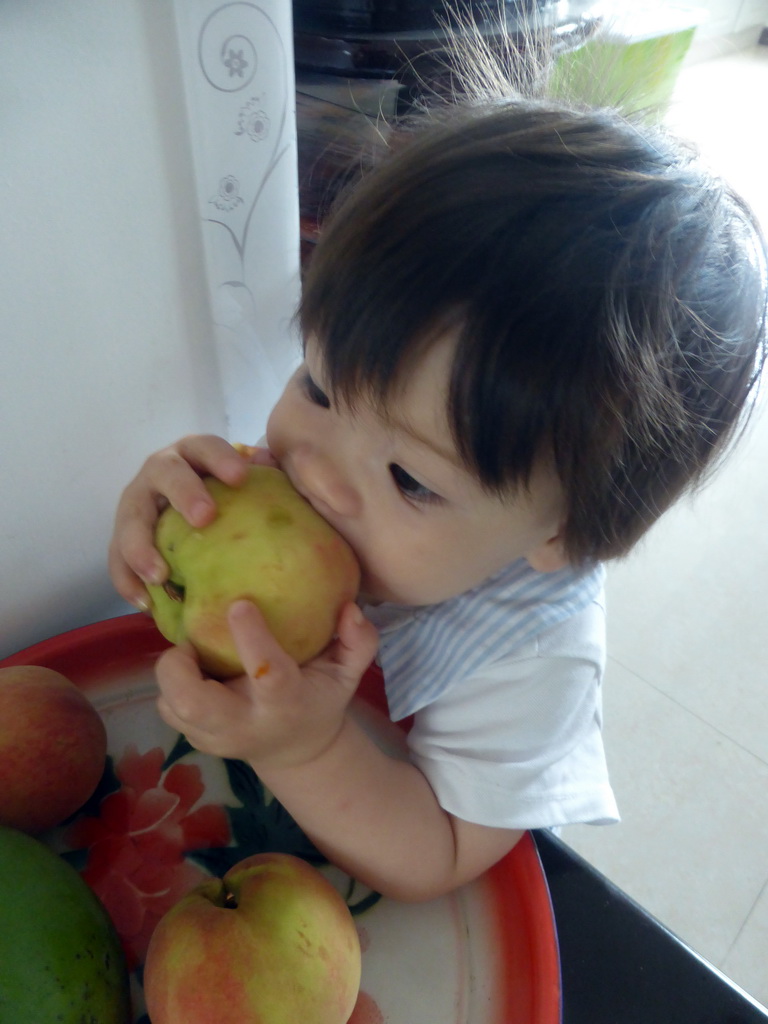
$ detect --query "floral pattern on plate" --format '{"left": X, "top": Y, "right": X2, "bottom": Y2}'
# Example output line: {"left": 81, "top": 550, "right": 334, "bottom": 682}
{"left": 2, "top": 614, "right": 559, "bottom": 1024}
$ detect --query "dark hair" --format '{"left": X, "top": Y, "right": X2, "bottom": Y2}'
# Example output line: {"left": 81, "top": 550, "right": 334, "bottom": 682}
{"left": 299, "top": 100, "right": 767, "bottom": 564}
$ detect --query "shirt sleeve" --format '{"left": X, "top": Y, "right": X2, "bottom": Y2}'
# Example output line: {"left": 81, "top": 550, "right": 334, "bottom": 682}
{"left": 404, "top": 600, "right": 619, "bottom": 830}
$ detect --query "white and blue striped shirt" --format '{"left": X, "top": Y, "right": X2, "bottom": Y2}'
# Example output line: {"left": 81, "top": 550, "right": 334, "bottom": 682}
{"left": 365, "top": 558, "right": 605, "bottom": 721}
{"left": 362, "top": 558, "right": 617, "bottom": 828}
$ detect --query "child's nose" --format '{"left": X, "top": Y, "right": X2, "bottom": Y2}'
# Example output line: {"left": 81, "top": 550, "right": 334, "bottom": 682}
{"left": 290, "top": 446, "right": 361, "bottom": 520}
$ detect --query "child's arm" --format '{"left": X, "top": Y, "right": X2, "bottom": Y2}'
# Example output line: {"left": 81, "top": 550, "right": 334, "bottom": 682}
{"left": 155, "top": 599, "right": 524, "bottom": 902}
{"left": 111, "top": 436, "right": 522, "bottom": 897}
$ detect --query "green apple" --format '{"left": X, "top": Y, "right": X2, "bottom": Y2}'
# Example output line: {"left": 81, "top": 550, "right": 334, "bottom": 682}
{"left": 0, "top": 665, "right": 107, "bottom": 833}
{"left": 0, "top": 825, "right": 131, "bottom": 1023}
{"left": 147, "top": 466, "right": 360, "bottom": 677}
{"left": 143, "top": 852, "right": 361, "bottom": 1024}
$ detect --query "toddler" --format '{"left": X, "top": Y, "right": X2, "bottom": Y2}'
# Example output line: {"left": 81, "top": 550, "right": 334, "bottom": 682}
{"left": 110, "top": 97, "right": 767, "bottom": 901}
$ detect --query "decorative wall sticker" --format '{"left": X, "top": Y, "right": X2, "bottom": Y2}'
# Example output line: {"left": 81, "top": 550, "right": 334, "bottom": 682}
{"left": 209, "top": 174, "right": 245, "bottom": 210}
{"left": 237, "top": 96, "right": 271, "bottom": 140}
{"left": 173, "top": 0, "right": 302, "bottom": 442}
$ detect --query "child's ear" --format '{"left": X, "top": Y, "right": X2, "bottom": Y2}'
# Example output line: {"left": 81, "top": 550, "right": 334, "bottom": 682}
{"left": 525, "top": 531, "right": 569, "bottom": 573}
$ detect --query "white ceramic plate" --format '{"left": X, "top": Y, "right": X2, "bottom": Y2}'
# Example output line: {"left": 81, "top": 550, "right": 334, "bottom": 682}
{"left": 1, "top": 614, "right": 560, "bottom": 1024}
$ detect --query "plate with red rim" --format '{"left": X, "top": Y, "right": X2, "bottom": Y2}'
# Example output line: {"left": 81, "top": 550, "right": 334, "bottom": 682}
{"left": 0, "top": 613, "right": 561, "bottom": 1024}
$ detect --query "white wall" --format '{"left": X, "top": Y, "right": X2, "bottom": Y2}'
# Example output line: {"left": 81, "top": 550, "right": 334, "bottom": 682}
{"left": 695, "top": 0, "right": 768, "bottom": 38}
{"left": 0, "top": 1, "right": 300, "bottom": 657}
{"left": 686, "top": 0, "right": 768, "bottom": 60}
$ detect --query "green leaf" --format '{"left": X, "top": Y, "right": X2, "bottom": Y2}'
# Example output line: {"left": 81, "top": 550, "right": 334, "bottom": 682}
{"left": 160, "top": 750, "right": 381, "bottom": 915}
{"left": 185, "top": 845, "right": 246, "bottom": 877}
{"left": 224, "top": 757, "right": 267, "bottom": 806}
{"left": 59, "top": 755, "right": 121, "bottom": 826}
{"left": 349, "top": 890, "right": 382, "bottom": 916}
{"left": 220, "top": 760, "right": 327, "bottom": 863}
{"left": 162, "top": 733, "right": 195, "bottom": 771}
{"left": 60, "top": 847, "right": 89, "bottom": 872}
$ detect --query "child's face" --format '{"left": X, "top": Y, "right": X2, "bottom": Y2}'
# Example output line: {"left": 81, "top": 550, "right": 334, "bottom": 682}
{"left": 266, "top": 335, "right": 567, "bottom": 606}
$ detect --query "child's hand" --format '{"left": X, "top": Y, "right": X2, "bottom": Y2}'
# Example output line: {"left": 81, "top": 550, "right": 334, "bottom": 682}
{"left": 154, "top": 599, "right": 380, "bottom": 769}
{"left": 109, "top": 434, "right": 276, "bottom": 610}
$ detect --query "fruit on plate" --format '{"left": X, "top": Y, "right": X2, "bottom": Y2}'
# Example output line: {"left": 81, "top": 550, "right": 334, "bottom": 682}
{"left": 0, "top": 825, "right": 131, "bottom": 1023}
{"left": 143, "top": 852, "right": 361, "bottom": 1024}
{"left": 147, "top": 465, "right": 360, "bottom": 677}
{"left": 0, "top": 665, "right": 107, "bottom": 833}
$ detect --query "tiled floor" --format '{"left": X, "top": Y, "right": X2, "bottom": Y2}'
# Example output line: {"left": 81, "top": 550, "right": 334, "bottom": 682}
{"left": 562, "top": 44, "right": 768, "bottom": 1008}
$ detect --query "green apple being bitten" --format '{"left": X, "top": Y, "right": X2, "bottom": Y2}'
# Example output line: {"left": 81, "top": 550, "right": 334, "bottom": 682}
{"left": 143, "top": 852, "right": 361, "bottom": 1024}
{"left": 147, "top": 466, "right": 360, "bottom": 677}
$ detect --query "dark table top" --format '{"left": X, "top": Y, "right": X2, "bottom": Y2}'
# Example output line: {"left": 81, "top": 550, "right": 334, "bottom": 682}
{"left": 532, "top": 830, "right": 768, "bottom": 1024}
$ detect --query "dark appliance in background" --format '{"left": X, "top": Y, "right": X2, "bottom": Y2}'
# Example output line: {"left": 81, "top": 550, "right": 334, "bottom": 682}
{"left": 293, "top": 0, "right": 603, "bottom": 254}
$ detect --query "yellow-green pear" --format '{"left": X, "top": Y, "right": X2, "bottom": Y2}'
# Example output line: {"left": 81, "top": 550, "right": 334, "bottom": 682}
{"left": 148, "top": 466, "right": 360, "bottom": 677}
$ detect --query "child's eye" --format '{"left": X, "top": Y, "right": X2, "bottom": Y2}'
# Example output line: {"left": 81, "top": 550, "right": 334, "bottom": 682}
{"left": 300, "top": 371, "right": 331, "bottom": 409}
{"left": 389, "top": 464, "right": 442, "bottom": 505}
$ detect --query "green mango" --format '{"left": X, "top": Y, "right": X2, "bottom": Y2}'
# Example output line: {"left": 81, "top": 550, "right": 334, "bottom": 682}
{"left": 0, "top": 825, "right": 131, "bottom": 1024}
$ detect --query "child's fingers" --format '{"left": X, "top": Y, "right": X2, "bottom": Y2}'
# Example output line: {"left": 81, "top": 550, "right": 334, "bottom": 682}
{"left": 175, "top": 435, "right": 254, "bottom": 483}
{"left": 109, "top": 435, "right": 254, "bottom": 598}
{"left": 325, "top": 602, "right": 380, "bottom": 690}
{"left": 109, "top": 485, "right": 170, "bottom": 603}
{"left": 226, "top": 600, "right": 378, "bottom": 695}
{"left": 155, "top": 643, "right": 239, "bottom": 731}
{"left": 141, "top": 436, "right": 249, "bottom": 527}
{"left": 107, "top": 547, "right": 154, "bottom": 611}
{"left": 232, "top": 443, "right": 279, "bottom": 468}
{"left": 227, "top": 600, "right": 293, "bottom": 684}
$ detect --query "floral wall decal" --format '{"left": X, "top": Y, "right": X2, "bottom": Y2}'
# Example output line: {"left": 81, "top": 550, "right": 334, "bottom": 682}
{"left": 237, "top": 96, "right": 271, "bottom": 140}
{"left": 223, "top": 47, "right": 250, "bottom": 78}
{"left": 173, "top": 0, "right": 302, "bottom": 442}
{"left": 210, "top": 174, "right": 244, "bottom": 210}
